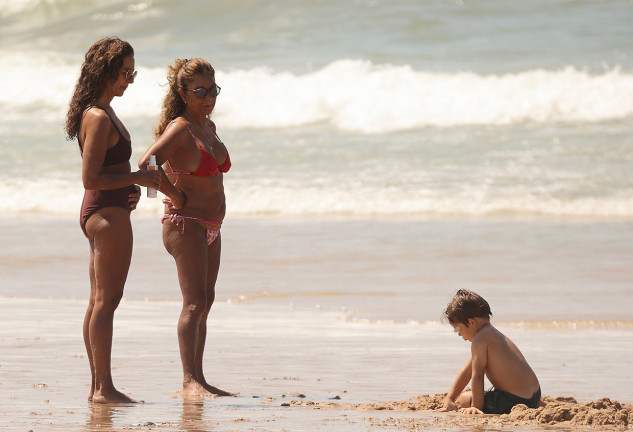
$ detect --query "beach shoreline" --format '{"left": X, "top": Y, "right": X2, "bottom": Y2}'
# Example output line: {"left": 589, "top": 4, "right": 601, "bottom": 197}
{"left": 3, "top": 214, "right": 633, "bottom": 321}
{"left": 2, "top": 215, "right": 632, "bottom": 431}
{"left": 1, "top": 296, "right": 631, "bottom": 431}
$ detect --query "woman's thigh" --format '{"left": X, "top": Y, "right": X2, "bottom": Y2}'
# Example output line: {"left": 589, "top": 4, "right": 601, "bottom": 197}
{"left": 205, "top": 233, "right": 221, "bottom": 300}
{"left": 163, "top": 219, "right": 209, "bottom": 303}
{"left": 86, "top": 207, "right": 133, "bottom": 296}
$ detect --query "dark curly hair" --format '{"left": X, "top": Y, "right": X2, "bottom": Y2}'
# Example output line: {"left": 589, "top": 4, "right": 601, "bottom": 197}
{"left": 444, "top": 289, "right": 492, "bottom": 325}
{"left": 65, "top": 37, "right": 134, "bottom": 140}
{"left": 154, "top": 57, "right": 215, "bottom": 139}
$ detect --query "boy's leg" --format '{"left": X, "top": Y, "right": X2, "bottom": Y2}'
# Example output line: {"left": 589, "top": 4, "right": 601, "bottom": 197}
{"left": 457, "top": 391, "right": 472, "bottom": 408}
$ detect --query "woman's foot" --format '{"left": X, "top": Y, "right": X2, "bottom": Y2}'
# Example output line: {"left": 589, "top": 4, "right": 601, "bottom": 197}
{"left": 202, "top": 382, "right": 235, "bottom": 397}
{"left": 92, "top": 388, "right": 139, "bottom": 404}
{"left": 182, "top": 379, "right": 220, "bottom": 398}
{"left": 88, "top": 380, "right": 95, "bottom": 402}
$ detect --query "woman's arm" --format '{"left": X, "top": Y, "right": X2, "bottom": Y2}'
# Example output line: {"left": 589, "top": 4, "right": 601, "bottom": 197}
{"left": 139, "top": 124, "right": 186, "bottom": 209}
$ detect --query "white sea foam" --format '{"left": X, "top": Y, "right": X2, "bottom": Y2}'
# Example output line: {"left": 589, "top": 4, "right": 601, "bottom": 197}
{"left": 5, "top": 174, "right": 633, "bottom": 218}
{"left": 0, "top": 0, "right": 46, "bottom": 17}
{"left": 3, "top": 51, "right": 633, "bottom": 132}
{"left": 3, "top": 49, "right": 632, "bottom": 219}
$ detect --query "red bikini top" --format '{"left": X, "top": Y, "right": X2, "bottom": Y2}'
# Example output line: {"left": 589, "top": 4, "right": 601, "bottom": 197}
{"left": 166, "top": 119, "right": 231, "bottom": 177}
{"left": 193, "top": 147, "right": 231, "bottom": 177}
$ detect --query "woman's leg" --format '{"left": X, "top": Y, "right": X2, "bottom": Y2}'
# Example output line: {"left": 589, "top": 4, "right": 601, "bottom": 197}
{"left": 163, "top": 220, "right": 213, "bottom": 396}
{"left": 83, "top": 240, "right": 97, "bottom": 401}
{"left": 195, "top": 233, "right": 231, "bottom": 396}
{"left": 85, "top": 207, "right": 137, "bottom": 404}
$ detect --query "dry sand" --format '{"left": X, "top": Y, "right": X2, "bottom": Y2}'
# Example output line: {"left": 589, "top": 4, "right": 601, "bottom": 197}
{"left": 283, "top": 394, "right": 633, "bottom": 430}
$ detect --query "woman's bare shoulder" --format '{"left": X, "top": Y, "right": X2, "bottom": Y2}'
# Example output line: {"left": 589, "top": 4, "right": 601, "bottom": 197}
{"left": 80, "top": 107, "right": 113, "bottom": 139}
{"left": 82, "top": 106, "right": 110, "bottom": 124}
{"left": 162, "top": 118, "right": 191, "bottom": 139}
{"left": 156, "top": 118, "right": 196, "bottom": 151}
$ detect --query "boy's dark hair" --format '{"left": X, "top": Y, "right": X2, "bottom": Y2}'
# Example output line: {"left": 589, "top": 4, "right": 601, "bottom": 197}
{"left": 444, "top": 289, "right": 492, "bottom": 325}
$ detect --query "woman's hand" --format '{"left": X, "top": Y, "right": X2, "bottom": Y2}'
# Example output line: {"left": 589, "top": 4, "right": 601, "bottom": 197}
{"left": 128, "top": 185, "right": 141, "bottom": 211}
{"left": 135, "top": 169, "right": 162, "bottom": 190}
{"left": 163, "top": 191, "right": 186, "bottom": 211}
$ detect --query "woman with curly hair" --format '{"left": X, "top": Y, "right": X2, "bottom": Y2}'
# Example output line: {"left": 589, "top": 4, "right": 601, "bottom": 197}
{"left": 139, "top": 58, "right": 232, "bottom": 398}
{"left": 65, "top": 37, "right": 161, "bottom": 403}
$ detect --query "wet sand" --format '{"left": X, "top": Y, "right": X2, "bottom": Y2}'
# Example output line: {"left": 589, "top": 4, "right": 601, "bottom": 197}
{"left": 291, "top": 395, "right": 633, "bottom": 430}
{"left": 2, "top": 297, "right": 632, "bottom": 432}
{"left": 2, "top": 216, "right": 632, "bottom": 431}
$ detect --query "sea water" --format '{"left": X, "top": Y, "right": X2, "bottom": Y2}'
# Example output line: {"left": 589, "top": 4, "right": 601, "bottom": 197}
{"left": 1, "top": 1, "right": 632, "bottom": 431}
{"left": 1, "top": 0, "right": 633, "bottom": 219}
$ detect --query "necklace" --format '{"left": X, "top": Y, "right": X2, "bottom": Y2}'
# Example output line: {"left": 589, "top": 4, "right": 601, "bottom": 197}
{"left": 184, "top": 111, "right": 209, "bottom": 129}
{"left": 183, "top": 112, "right": 216, "bottom": 149}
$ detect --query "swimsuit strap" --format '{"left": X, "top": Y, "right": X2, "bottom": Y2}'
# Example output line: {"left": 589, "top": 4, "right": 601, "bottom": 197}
{"left": 164, "top": 119, "right": 199, "bottom": 176}
{"left": 161, "top": 214, "right": 222, "bottom": 245}
{"left": 90, "top": 105, "right": 127, "bottom": 140}
{"left": 169, "top": 119, "right": 205, "bottom": 150}
{"left": 207, "top": 119, "right": 224, "bottom": 144}
{"left": 205, "top": 119, "right": 231, "bottom": 173}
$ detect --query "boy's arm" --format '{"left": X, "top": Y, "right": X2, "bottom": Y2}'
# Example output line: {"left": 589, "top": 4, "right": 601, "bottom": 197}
{"left": 439, "top": 356, "right": 472, "bottom": 411}
{"left": 466, "top": 339, "right": 488, "bottom": 414}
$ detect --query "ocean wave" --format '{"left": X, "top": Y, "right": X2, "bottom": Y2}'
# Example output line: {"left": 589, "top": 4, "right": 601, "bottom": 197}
{"left": 495, "top": 320, "right": 633, "bottom": 330}
{"left": 5, "top": 176, "right": 633, "bottom": 219}
{"left": 2, "top": 50, "right": 633, "bottom": 132}
{"left": 341, "top": 317, "right": 633, "bottom": 329}
{"left": 0, "top": 0, "right": 58, "bottom": 17}
{"left": 0, "top": 0, "right": 145, "bottom": 19}
{"left": 219, "top": 61, "right": 633, "bottom": 132}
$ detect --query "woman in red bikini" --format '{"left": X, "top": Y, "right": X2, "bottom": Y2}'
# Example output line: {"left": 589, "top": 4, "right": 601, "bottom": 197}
{"left": 65, "top": 37, "right": 162, "bottom": 404}
{"left": 139, "top": 57, "right": 232, "bottom": 398}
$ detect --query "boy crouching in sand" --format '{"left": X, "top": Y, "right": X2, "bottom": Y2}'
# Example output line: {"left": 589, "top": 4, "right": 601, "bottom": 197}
{"left": 439, "top": 289, "right": 541, "bottom": 415}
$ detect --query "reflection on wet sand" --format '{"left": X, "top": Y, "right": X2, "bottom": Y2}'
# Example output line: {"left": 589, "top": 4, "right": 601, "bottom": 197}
{"left": 86, "top": 404, "right": 115, "bottom": 431}
{"left": 181, "top": 400, "right": 205, "bottom": 432}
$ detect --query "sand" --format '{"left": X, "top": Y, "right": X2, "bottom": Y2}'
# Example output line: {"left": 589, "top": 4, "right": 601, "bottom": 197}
{"left": 285, "top": 394, "right": 633, "bottom": 430}
{"left": 18, "top": 393, "right": 633, "bottom": 432}
{"left": 2, "top": 216, "right": 633, "bottom": 431}
{"left": 4, "top": 296, "right": 632, "bottom": 432}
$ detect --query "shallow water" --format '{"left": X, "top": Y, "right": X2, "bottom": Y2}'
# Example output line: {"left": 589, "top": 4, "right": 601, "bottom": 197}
{"left": 3, "top": 216, "right": 632, "bottom": 431}
{"left": 2, "top": 215, "right": 632, "bottom": 323}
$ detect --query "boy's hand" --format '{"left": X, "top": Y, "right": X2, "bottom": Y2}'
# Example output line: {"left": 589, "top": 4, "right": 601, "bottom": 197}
{"left": 436, "top": 396, "right": 458, "bottom": 412}
{"left": 460, "top": 407, "right": 483, "bottom": 415}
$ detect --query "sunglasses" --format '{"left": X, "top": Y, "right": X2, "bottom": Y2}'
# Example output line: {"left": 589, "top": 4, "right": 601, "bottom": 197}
{"left": 123, "top": 69, "right": 138, "bottom": 80}
{"left": 186, "top": 85, "right": 221, "bottom": 99}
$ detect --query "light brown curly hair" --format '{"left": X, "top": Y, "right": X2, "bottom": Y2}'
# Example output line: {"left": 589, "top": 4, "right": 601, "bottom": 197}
{"left": 65, "top": 37, "right": 134, "bottom": 140}
{"left": 154, "top": 57, "right": 215, "bottom": 138}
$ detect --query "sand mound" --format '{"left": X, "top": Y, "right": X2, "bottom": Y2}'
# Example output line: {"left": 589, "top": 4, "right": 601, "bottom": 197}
{"left": 286, "top": 394, "right": 633, "bottom": 429}
{"left": 507, "top": 396, "right": 633, "bottom": 427}
{"left": 353, "top": 393, "right": 447, "bottom": 412}
{"left": 283, "top": 393, "right": 447, "bottom": 412}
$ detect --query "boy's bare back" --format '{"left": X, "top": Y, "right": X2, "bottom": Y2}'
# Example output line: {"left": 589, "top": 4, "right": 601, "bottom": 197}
{"left": 472, "top": 323, "right": 540, "bottom": 399}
